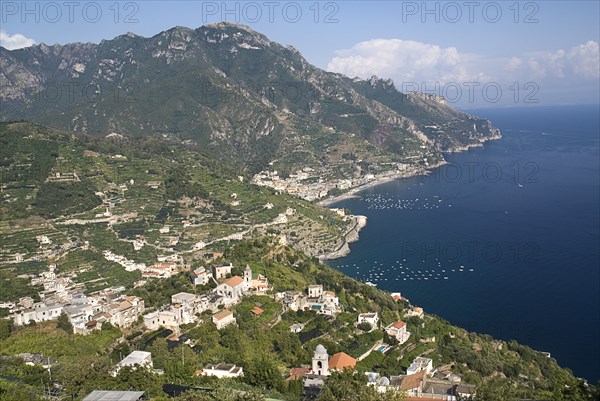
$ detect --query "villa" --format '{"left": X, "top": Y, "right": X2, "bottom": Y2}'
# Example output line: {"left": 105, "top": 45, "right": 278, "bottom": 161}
{"left": 406, "top": 307, "right": 424, "bottom": 318}
{"left": 357, "top": 312, "right": 379, "bottom": 328}
{"left": 385, "top": 321, "right": 411, "bottom": 344}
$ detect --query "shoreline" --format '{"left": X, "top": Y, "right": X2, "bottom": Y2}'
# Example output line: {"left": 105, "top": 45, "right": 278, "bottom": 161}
{"left": 317, "top": 134, "right": 502, "bottom": 260}
{"left": 317, "top": 161, "right": 446, "bottom": 261}
{"left": 319, "top": 133, "right": 502, "bottom": 207}
{"left": 318, "top": 160, "right": 447, "bottom": 208}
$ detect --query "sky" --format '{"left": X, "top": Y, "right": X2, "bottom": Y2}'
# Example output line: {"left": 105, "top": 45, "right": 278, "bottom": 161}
{"left": 1, "top": 0, "right": 599, "bottom": 107}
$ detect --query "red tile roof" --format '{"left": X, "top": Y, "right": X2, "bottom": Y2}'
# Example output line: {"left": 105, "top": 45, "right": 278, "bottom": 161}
{"left": 328, "top": 352, "right": 356, "bottom": 371}
{"left": 213, "top": 310, "right": 233, "bottom": 321}
{"left": 287, "top": 367, "right": 309, "bottom": 381}
{"left": 400, "top": 371, "right": 425, "bottom": 391}
{"left": 392, "top": 321, "right": 406, "bottom": 329}
{"left": 224, "top": 276, "right": 244, "bottom": 287}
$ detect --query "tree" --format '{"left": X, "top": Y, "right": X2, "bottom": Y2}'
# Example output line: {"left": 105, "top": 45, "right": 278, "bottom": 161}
{"left": 273, "top": 331, "right": 307, "bottom": 366}
{"left": 101, "top": 321, "right": 114, "bottom": 331}
{"left": 113, "top": 366, "right": 164, "bottom": 397}
{"left": 244, "top": 354, "right": 284, "bottom": 392}
{"left": 474, "top": 378, "right": 522, "bottom": 401}
{"left": 318, "top": 370, "right": 406, "bottom": 401}
{"left": 175, "top": 387, "right": 265, "bottom": 401}
{"left": 56, "top": 312, "right": 73, "bottom": 334}
{"left": 0, "top": 319, "right": 13, "bottom": 340}
{"left": 358, "top": 322, "right": 372, "bottom": 332}
{"left": 55, "top": 355, "right": 113, "bottom": 400}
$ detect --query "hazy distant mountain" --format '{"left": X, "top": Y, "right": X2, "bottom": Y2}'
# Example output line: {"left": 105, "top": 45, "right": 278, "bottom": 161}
{"left": 0, "top": 22, "right": 499, "bottom": 173}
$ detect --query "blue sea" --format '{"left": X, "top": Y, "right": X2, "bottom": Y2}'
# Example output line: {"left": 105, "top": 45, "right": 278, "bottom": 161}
{"left": 328, "top": 105, "right": 600, "bottom": 382}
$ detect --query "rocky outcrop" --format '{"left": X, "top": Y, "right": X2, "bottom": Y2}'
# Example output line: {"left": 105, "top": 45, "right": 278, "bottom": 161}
{"left": 319, "top": 215, "right": 367, "bottom": 261}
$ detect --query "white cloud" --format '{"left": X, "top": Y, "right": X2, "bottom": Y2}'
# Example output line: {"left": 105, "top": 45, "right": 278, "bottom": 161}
{"left": 328, "top": 39, "right": 483, "bottom": 84}
{"left": 0, "top": 31, "right": 36, "bottom": 50}
{"left": 328, "top": 39, "right": 599, "bottom": 85}
{"left": 505, "top": 42, "right": 599, "bottom": 81}
{"left": 567, "top": 41, "right": 599, "bottom": 79}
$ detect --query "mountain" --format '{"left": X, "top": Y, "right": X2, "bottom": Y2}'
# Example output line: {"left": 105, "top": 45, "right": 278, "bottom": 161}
{"left": 0, "top": 22, "right": 500, "bottom": 175}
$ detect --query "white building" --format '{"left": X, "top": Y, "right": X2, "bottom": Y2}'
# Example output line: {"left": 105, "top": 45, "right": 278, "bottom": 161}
{"left": 12, "top": 303, "right": 63, "bottom": 326}
{"left": 406, "top": 307, "right": 424, "bottom": 318}
{"left": 103, "top": 296, "right": 145, "bottom": 328}
{"left": 385, "top": 321, "right": 411, "bottom": 345}
{"left": 143, "top": 310, "right": 180, "bottom": 332}
{"left": 406, "top": 357, "right": 433, "bottom": 375}
{"left": 310, "top": 344, "right": 330, "bottom": 376}
{"left": 191, "top": 267, "right": 210, "bottom": 286}
{"left": 200, "top": 363, "right": 243, "bottom": 378}
{"left": 307, "top": 285, "right": 323, "bottom": 299}
{"left": 212, "top": 263, "right": 233, "bottom": 280}
{"left": 113, "top": 351, "right": 153, "bottom": 376}
{"left": 290, "top": 323, "right": 305, "bottom": 333}
{"left": 357, "top": 312, "right": 379, "bottom": 328}
{"left": 212, "top": 310, "right": 236, "bottom": 330}
{"left": 215, "top": 276, "right": 246, "bottom": 303}
{"left": 171, "top": 292, "right": 196, "bottom": 306}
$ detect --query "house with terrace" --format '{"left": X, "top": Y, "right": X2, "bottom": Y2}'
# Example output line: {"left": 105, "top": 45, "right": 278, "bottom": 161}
{"left": 406, "top": 306, "right": 424, "bottom": 318}
{"left": 143, "top": 309, "right": 180, "bottom": 333}
{"left": 304, "top": 285, "right": 340, "bottom": 316}
{"left": 171, "top": 292, "right": 198, "bottom": 324}
{"left": 406, "top": 357, "right": 433, "bottom": 375}
{"left": 199, "top": 363, "right": 243, "bottom": 378}
{"left": 385, "top": 321, "right": 411, "bottom": 344}
{"left": 357, "top": 312, "right": 379, "bottom": 328}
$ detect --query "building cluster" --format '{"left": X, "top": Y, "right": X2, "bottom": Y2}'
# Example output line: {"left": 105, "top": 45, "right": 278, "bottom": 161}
{"left": 276, "top": 284, "right": 341, "bottom": 316}
{"left": 6, "top": 264, "right": 144, "bottom": 334}
{"left": 10, "top": 288, "right": 144, "bottom": 335}
{"left": 300, "top": 345, "right": 475, "bottom": 400}
{"left": 252, "top": 169, "right": 332, "bottom": 201}
{"left": 103, "top": 250, "right": 180, "bottom": 278}
{"left": 252, "top": 165, "right": 412, "bottom": 201}
{"left": 144, "top": 264, "right": 270, "bottom": 334}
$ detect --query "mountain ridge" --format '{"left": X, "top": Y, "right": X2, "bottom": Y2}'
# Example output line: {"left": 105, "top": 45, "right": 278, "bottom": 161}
{"left": 1, "top": 22, "right": 500, "bottom": 175}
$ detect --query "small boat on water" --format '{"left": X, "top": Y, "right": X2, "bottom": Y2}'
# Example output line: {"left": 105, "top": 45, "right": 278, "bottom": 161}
{"left": 365, "top": 281, "right": 377, "bottom": 287}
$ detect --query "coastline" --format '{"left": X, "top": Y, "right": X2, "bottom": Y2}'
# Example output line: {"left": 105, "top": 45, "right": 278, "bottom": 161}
{"left": 318, "top": 214, "right": 368, "bottom": 261}
{"left": 317, "top": 133, "right": 502, "bottom": 260}
{"left": 316, "top": 161, "right": 446, "bottom": 261}
{"left": 318, "top": 160, "right": 447, "bottom": 208}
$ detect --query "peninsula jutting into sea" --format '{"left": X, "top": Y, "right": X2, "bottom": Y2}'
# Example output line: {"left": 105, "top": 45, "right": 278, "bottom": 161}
{"left": 0, "top": 15, "right": 598, "bottom": 401}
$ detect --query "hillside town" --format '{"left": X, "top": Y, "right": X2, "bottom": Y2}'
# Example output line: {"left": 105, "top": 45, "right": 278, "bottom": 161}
{"left": 1, "top": 253, "right": 479, "bottom": 400}
{"left": 251, "top": 164, "right": 419, "bottom": 201}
